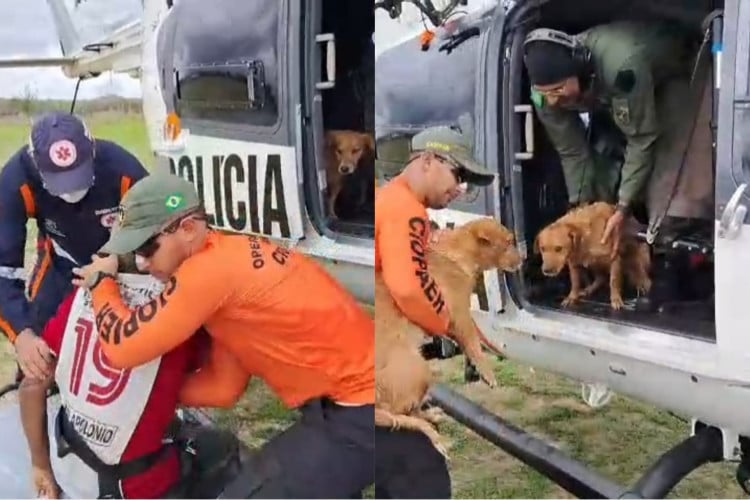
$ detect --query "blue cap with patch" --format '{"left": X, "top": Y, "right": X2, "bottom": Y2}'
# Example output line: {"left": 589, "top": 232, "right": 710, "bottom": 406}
{"left": 29, "top": 112, "right": 95, "bottom": 196}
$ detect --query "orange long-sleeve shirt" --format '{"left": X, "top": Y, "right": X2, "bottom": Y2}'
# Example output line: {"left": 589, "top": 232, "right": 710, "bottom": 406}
{"left": 91, "top": 232, "right": 374, "bottom": 409}
{"left": 179, "top": 341, "right": 251, "bottom": 409}
{"left": 375, "top": 175, "right": 450, "bottom": 336}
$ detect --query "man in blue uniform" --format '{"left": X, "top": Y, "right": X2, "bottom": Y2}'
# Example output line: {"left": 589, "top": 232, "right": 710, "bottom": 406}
{"left": 0, "top": 111, "right": 148, "bottom": 380}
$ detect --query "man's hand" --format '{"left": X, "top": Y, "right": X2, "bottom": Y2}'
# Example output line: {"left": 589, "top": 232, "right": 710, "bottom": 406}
{"left": 32, "top": 465, "right": 59, "bottom": 499}
{"left": 15, "top": 329, "right": 53, "bottom": 380}
{"left": 600, "top": 210, "right": 625, "bottom": 259}
{"left": 72, "top": 254, "right": 118, "bottom": 289}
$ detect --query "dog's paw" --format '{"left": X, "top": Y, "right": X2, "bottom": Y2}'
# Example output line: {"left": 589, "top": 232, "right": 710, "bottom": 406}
{"left": 420, "top": 421, "right": 451, "bottom": 461}
{"left": 610, "top": 295, "right": 625, "bottom": 310}
{"left": 420, "top": 407, "right": 447, "bottom": 426}
{"left": 637, "top": 278, "right": 653, "bottom": 295}
{"left": 427, "top": 434, "right": 452, "bottom": 461}
{"left": 561, "top": 294, "right": 580, "bottom": 307}
{"left": 480, "top": 370, "right": 498, "bottom": 388}
{"left": 434, "top": 439, "right": 451, "bottom": 461}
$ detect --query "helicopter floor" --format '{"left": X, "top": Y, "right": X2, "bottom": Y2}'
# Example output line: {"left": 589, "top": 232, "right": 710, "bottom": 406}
{"left": 328, "top": 215, "right": 374, "bottom": 238}
{"left": 525, "top": 280, "right": 716, "bottom": 343}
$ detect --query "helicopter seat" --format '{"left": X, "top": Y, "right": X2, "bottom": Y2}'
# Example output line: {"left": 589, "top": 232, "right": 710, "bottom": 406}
{"left": 630, "top": 70, "right": 716, "bottom": 320}
{"left": 636, "top": 26, "right": 715, "bottom": 256}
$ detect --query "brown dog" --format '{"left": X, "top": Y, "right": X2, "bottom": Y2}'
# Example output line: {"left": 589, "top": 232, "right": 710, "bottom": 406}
{"left": 534, "top": 202, "right": 652, "bottom": 310}
{"left": 324, "top": 130, "right": 374, "bottom": 218}
{"left": 375, "top": 218, "right": 522, "bottom": 457}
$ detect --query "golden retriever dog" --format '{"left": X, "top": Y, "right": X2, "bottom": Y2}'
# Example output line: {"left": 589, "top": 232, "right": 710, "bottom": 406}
{"left": 324, "top": 130, "right": 375, "bottom": 218}
{"left": 376, "top": 218, "right": 522, "bottom": 457}
{"left": 534, "top": 202, "right": 652, "bottom": 310}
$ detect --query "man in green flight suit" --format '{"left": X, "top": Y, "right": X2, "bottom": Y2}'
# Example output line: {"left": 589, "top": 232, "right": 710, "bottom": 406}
{"left": 523, "top": 21, "right": 699, "bottom": 249}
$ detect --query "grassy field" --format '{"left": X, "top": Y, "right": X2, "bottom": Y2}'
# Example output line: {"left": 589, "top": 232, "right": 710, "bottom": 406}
{"left": 0, "top": 111, "right": 741, "bottom": 498}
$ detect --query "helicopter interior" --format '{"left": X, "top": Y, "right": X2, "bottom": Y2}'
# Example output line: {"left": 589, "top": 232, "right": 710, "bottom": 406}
{"left": 320, "top": 0, "right": 375, "bottom": 232}
{"left": 507, "top": 0, "right": 722, "bottom": 342}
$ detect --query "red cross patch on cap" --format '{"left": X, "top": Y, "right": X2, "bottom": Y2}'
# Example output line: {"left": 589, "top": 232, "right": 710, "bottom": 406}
{"left": 49, "top": 139, "right": 77, "bottom": 168}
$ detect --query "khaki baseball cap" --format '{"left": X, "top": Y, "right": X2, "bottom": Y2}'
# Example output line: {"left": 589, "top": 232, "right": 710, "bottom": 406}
{"left": 100, "top": 172, "right": 201, "bottom": 255}
{"left": 411, "top": 126, "right": 496, "bottom": 186}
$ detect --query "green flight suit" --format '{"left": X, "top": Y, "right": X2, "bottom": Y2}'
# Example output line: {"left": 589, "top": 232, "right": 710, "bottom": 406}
{"left": 532, "top": 21, "right": 697, "bottom": 230}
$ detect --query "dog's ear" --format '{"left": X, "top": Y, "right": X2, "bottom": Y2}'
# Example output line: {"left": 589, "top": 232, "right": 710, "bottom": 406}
{"left": 469, "top": 222, "right": 494, "bottom": 247}
{"left": 324, "top": 131, "right": 337, "bottom": 149}
{"left": 533, "top": 233, "right": 541, "bottom": 254}
{"left": 361, "top": 133, "right": 375, "bottom": 152}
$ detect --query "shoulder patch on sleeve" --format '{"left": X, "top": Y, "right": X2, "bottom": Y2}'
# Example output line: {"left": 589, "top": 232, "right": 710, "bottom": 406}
{"left": 612, "top": 96, "right": 631, "bottom": 126}
{"left": 614, "top": 69, "right": 636, "bottom": 93}
{"left": 530, "top": 88, "right": 545, "bottom": 109}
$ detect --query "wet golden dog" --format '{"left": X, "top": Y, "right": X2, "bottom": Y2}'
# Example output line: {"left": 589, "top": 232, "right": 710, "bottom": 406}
{"left": 534, "top": 202, "right": 652, "bottom": 310}
{"left": 324, "top": 130, "right": 374, "bottom": 218}
{"left": 375, "top": 218, "right": 522, "bottom": 457}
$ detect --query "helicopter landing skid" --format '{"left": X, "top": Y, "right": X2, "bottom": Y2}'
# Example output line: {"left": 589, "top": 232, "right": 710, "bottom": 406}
{"left": 428, "top": 384, "right": 739, "bottom": 498}
{"left": 620, "top": 425, "right": 724, "bottom": 498}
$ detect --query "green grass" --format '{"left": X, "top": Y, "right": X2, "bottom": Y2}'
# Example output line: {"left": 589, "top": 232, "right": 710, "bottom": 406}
{"left": 433, "top": 356, "right": 738, "bottom": 498}
{"left": 0, "top": 112, "right": 740, "bottom": 498}
{"left": 0, "top": 112, "right": 154, "bottom": 171}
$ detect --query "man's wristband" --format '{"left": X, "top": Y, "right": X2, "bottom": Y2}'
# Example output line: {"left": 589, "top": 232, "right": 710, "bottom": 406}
{"left": 616, "top": 200, "right": 631, "bottom": 216}
{"left": 87, "top": 271, "right": 116, "bottom": 290}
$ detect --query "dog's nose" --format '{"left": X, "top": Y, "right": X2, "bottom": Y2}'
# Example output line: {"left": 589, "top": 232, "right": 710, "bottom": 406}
{"left": 502, "top": 252, "right": 523, "bottom": 272}
{"left": 338, "top": 165, "right": 354, "bottom": 174}
{"left": 510, "top": 256, "right": 523, "bottom": 271}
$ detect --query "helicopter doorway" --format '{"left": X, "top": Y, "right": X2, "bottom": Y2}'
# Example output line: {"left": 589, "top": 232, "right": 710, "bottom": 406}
{"left": 502, "top": 0, "right": 721, "bottom": 342}
{"left": 302, "top": 0, "right": 375, "bottom": 240}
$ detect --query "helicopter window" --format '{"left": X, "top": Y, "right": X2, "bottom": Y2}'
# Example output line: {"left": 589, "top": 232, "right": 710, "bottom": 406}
{"left": 375, "top": 30, "right": 483, "bottom": 204}
{"left": 170, "top": 0, "right": 280, "bottom": 127}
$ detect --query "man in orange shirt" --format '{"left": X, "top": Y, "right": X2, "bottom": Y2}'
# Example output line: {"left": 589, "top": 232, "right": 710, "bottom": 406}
{"left": 374, "top": 125, "right": 496, "bottom": 498}
{"left": 71, "top": 171, "right": 375, "bottom": 499}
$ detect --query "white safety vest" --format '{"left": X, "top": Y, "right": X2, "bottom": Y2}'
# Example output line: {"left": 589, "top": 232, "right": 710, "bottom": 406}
{"left": 50, "top": 274, "right": 167, "bottom": 499}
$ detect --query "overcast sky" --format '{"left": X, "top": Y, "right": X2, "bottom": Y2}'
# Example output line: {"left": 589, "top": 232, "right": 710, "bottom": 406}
{"left": 0, "top": 1, "right": 502, "bottom": 101}
{"left": 0, "top": 0, "right": 142, "bottom": 100}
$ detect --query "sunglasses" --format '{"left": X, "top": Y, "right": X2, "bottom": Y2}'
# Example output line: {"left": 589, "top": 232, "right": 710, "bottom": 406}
{"left": 532, "top": 82, "right": 568, "bottom": 98}
{"left": 434, "top": 153, "right": 468, "bottom": 185}
{"left": 133, "top": 209, "right": 207, "bottom": 258}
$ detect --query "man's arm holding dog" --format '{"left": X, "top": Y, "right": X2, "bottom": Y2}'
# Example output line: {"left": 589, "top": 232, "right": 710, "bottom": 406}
{"left": 179, "top": 342, "right": 251, "bottom": 409}
{"left": 379, "top": 207, "right": 451, "bottom": 337}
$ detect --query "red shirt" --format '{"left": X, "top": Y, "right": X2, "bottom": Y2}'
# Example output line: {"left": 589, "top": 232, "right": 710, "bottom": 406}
{"left": 42, "top": 291, "right": 205, "bottom": 499}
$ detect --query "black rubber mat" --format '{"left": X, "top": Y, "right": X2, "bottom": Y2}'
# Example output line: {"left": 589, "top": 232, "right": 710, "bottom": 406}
{"left": 529, "top": 291, "right": 716, "bottom": 343}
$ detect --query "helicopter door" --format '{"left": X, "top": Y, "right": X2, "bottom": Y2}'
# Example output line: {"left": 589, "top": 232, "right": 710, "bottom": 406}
{"left": 155, "top": 0, "right": 305, "bottom": 242}
{"left": 374, "top": 2, "right": 506, "bottom": 314}
{"left": 715, "top": 0, "right": 750, "bottom": 359}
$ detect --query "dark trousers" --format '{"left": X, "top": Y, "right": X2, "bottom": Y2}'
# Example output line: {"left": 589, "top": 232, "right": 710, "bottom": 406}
{"left": 220, "top": 399, "right": 375, "bottom": 499}
{"left": 374, "top": 427, "right": 452, "bottom": 499}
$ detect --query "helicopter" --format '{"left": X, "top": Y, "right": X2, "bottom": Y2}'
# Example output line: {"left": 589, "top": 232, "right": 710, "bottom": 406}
{"left": 375, "top": 0, "right": 750, "bottom": 496}
{"left": 2, "top": 0, "right": 376, "bottom": 306}
{"left": 0, "top": 0, "right": 375, "bottom": 497}
{"left": 0, "top": 0, "right": 749, "bottom": 497}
